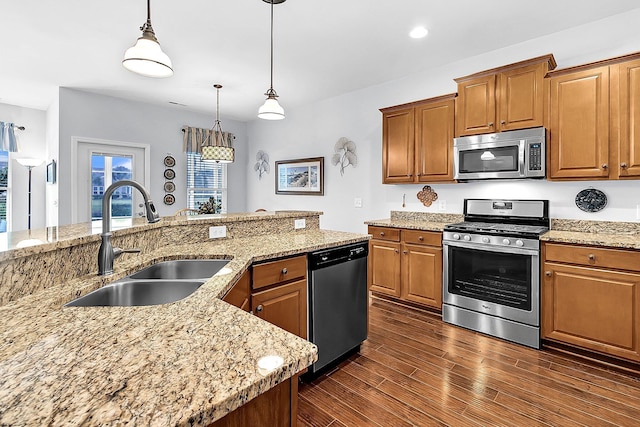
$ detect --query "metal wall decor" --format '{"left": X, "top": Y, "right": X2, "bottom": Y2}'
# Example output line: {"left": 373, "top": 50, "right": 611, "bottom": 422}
{"left": 417, "top": 185, "right": 438, "bottom": 207}
{"left": 163, "top": 154, "right": 176, "bottom": 205}
{"left": 331, "top": 137, "right": 358, "bottom": 176}
{"left": 254, "top": 150, "right": 270, "bottom": 179}
{"left": 575, "top": 188, "right": 607, "bottom": 212}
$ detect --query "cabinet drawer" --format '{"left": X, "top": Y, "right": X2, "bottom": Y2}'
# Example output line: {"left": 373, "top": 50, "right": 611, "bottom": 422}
{"left": 545, "top": 243, "right": 640, "bottom": 272}
{"left": 368, "top": 226, "right": 400, "bottom": 242}
{"left": 401, "top": 229, "right": 441, "bottom": 246}
{"left": 253, "top": 255, "right": 307, "bottom": 290}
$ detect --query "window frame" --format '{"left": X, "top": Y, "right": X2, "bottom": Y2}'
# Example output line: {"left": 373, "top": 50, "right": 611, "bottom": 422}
{"left": 186, "top": 152, "right": 227, "bottom": 214}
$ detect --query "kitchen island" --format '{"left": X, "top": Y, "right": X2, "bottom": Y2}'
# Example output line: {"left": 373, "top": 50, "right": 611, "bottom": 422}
{"left": 0, "top": 212, "right": 369, "bottom": 425}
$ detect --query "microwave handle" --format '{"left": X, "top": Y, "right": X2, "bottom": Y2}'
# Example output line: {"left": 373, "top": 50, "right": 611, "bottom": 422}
{"left": 519, "top": 141, "right": 526, "bottom": 175}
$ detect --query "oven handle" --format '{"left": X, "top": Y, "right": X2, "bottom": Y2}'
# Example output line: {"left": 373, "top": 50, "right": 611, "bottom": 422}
{"left": 443, "top": 240, "right": 539, "bottom": 256}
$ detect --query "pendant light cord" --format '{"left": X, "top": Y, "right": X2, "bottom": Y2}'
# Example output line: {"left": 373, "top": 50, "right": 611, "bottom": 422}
{"left": 269, "top": 0, "right": 274, "bottom": 91}
{"left": 147, "top": 0, "right": 151, "bottom": 21}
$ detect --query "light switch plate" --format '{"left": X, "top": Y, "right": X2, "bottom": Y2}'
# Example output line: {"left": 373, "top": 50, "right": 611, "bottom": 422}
{"left": 354, "top": 197, "right": 363, "bottom": 208}
{"left": 438, "top": 200, "right": 447, "bottom": 211}
{"left": 294, "top": 219, "right": 306, "bottom": 229}
{"left": 209, "top": 226, "right": 227, "bottom": 239}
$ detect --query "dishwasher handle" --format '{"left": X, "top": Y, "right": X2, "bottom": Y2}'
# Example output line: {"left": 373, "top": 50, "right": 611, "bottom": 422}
{"left": 308, "top": 242, "right": 369, "bottom": 270}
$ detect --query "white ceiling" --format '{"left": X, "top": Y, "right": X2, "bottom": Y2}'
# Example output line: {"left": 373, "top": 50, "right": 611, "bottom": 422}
{"left": 2, "top": 1, "right": 640, "bottom": 122}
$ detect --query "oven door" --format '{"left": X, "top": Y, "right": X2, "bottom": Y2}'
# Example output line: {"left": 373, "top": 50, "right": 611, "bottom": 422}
{"left": 454, "top": 140, "right": 525, "bottom": 180}
{"left": 442, "top": 240, "right": 539, "bottom": 326}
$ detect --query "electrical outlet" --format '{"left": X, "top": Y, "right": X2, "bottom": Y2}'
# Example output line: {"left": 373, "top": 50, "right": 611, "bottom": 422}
{"left": 438, "top": 200, "right": 447, "bottom": 211}
{"left": 294, "top": 219, "right": 306, "bottom": 229}
{"left": 354, "top": 197, "right": 363, "bottom": 208}
{"left": 209, "top": 226, "right": 227, "bottom": 239}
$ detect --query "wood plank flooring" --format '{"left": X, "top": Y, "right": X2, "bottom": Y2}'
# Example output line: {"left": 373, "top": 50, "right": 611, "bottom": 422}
{"left": 298, "top": 297, "right": 640, "bottom": 427}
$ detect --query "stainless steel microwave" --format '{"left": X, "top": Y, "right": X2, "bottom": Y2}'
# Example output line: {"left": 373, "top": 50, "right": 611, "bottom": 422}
{"left": 454, "top": 127, "right": 546, "bottom": 180}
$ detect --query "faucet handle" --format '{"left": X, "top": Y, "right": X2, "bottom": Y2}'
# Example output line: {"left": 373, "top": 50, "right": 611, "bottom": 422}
{"left": 113, "top": 248, "right": 141, "bottom": 259}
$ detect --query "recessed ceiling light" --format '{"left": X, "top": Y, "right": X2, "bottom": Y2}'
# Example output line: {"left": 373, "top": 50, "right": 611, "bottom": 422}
{"left": 409, "top": 26, "right": 429, "bottom": 39}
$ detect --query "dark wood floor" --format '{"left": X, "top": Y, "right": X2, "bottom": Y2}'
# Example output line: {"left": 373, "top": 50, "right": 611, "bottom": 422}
{"left": 298, "top": 297, "right": 640, "bottom": 427}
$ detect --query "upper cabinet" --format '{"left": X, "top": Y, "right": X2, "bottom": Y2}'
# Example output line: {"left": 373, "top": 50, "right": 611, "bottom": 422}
{"left": 546, "top": 52, "right": 640, "bottom": 180}
{"left": 455, "top": 54, "right": 557, "bottom": 137}
{"left": 381, "top": 94, "right": 456, "bottom": 184}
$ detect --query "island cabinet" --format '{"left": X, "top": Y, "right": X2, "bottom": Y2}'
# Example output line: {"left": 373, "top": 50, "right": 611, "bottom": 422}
{"left": 251, "top": 255, "right": 307, "bottom": 339}
{"left": 455, "top": 54, "right": 556, "bottom": 137}
{"left": 368, "top": 226, "right": 442, "bottom": 311}
{"left": 380, "top": 94, "right": 456, "bottom": 184}
{"left": 542, "top": 242, "right": 640, "bottom": 363}
{"left": 546, "top": 52, "right": 640, "bottom": 180}
{"left": 222, "top": 270, "right": 251, "bottom": 312}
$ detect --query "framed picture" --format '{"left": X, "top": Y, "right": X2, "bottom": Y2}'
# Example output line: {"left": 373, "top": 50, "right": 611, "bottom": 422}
{"left": 46, "top": 160, "right": 56, "bottom": 184}
{"left": 275, "top": 157, "right": 324, "bottom": 195}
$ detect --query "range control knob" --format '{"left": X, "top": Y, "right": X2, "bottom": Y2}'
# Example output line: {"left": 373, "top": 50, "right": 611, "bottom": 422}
{"left": 515, "top": 239, "right": 524, "bottom": 247}
{"left": 453, "top": 233, "right": 461, "bottom": 240}
{"left": 502, "top": 238, "right": 511, "bottom": 245}
{"left": 482, "top": 237, "right": 490, "bottom": 243}
{"left": 463, "top": 235, "right": 471, "bottom": 241}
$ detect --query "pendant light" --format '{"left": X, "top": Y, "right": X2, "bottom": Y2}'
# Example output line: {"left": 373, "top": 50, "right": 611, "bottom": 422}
{"left": 201, "top": 85, "right": 235, "bottom": 163}
{"left": 258, "top": 0, "right": 286, "bottom": 120}
{"left": 122, "top": 0, "right": 173, "bottom": 78}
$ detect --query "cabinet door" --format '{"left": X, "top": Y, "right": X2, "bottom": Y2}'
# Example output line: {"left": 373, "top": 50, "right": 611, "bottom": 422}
{"left": 223, "top": 270, "right": 251, "bottom": 312}
{"left": 456, "top": 75, "right": 496, "bottom": 136}
{"left": 616, "top": 59, "right": 640, "bottom": 178}
{"left": 415, "top": 98, "right": 455, "bottom": 182}
{"left": 369, "top": 239, "right": 401, "bottom": 297}
{"left": 542, "top": 263, "right": 640, "bottom": 362}
{"left": 382, "top": 107, "right": 414, "bottom": 183}
{"left": 401, "top": 243, "right": 442, "bottom": 309}
{"left": 497, "top": 63, "right": 545, "bottom": 131}
{"left": 252, "top": 279, "right": 307, "bottom": 339}
{"left": 548, "top": 66, "right": 610, "bottom": 179}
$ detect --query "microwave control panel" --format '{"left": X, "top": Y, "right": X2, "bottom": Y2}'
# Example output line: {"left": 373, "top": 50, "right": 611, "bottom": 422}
{"left": 528, "top": 143, "right": 543, "bottom": 171}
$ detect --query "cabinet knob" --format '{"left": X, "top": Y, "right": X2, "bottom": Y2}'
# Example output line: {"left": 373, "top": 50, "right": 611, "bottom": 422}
{"left": 621, "top": 162, "right": 628, "bottom": 169}
{"left": 545, "top": 271, "right": 552, "bottom": 277}
{"left": 588, "top": 254, "right": 595, "bottom": 261}
{"left": 380, "top": 232, "right": 385, "bottom": 236}
{"left": 488, "top": 122, "right": 494, "bottom": 127}
{"left": 602, "top": 164, "right": 608, "bottom": 169}
{"left": 500, "top": 120, "right": 506, "bottom": 125}
{"left": 281, "top": 267, "right": 288, "bottom": 275}
{"left": 416, "top": 173, "right": 421, "bottom": 176}
{"left": 394, "top": 249, "right": 399, "bottom": 254}
{"left": 418, "top": 236, "right": 424, "bottom": 241}
{"left": 255, "top": 304, "right": 263, "bottom": 313}
{"left": 403, "top": 250, "right": 408, "bottom": 255}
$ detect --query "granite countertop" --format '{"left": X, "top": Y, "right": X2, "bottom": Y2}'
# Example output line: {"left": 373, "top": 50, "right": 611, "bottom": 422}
{"left": 0, "top": 229, "right": 367, "bottom": 426}
{"left": 540, "top": 230, "right": 640, "bottom": 250}
{"left": 364, "top": 218, "right": 458, "bottom": 232}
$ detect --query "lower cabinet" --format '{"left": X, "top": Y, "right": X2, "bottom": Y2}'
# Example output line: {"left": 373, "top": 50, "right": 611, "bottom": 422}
{"left": 368, "top": 226, "right": 442, "bottom": 311}
{"left": 542, "top": 242, "right": 640, "bottom": 362}
{"left": 222, "top": 270, "right": 251, "bottom": 312}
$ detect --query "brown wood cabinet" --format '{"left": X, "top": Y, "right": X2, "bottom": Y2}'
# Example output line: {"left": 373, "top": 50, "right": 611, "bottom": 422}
{"left": 455, "top": 54, "right": 556, "bottom": 136}
{"left": 542, "top": 242, "right": 640, "bottom": 362}
{"left": 222, "top": 270, "right": 251, "bottom": 312}
{"left": 251, "top": 255, "right": 307, "bottom": 339}
{"left": 380, "top": 94, "right": 456, "bottom": 184}
{"left": 368, "top": 226, "right": 442, "bottom": 311}
{"left": 546, "top": 51, "right": 640, "bottom": 180}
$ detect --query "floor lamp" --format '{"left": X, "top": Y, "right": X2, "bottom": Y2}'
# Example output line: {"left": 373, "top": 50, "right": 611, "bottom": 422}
{"left": 16, "top": 158, "right": 44, "bottom": 230}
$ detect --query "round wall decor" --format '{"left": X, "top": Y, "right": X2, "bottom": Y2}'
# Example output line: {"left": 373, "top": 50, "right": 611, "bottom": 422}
{"left": 163, "top": 194, "right": 175, "bottom": 205}
{"left": 163, "top": 155, "right": 176, "bottom": 167}
{"left": 163, "top": 168, "right": 175, "bottom": 180}
{"left": 575, "top": 188, "right": 607, "bottom": 212}
{"left": 164, "top": 181, "right": 175, "bottom": 193}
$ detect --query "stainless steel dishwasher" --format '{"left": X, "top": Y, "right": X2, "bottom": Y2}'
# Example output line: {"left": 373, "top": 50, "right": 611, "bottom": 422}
{"left": 305, "top": 241, "right": 368, "bottom": 378}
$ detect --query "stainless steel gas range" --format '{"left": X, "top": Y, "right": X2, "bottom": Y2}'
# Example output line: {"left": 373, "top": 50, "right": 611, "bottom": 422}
{"left": 442, "top": 199, "right": 549, "bottom": 348}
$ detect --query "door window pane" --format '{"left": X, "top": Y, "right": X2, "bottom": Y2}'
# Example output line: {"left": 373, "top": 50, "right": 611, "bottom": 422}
{"left": 91, "top": 154, "right": 133, "bottom": 221}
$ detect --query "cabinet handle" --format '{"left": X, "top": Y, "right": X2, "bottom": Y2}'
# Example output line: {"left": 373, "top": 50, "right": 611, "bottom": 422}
{"left": 602, "top": 164, "right": 608, "bottom": 169}
{"left": 500, "top": 120, "right": 506, "bottom": 125}
{"left": 621, "top": 162, "right": 628, "bottom": 169}
{"left": 545, "top": 271, "right": 552, "bottom": 277}
{"left": 418, "top": 236, "right": 424, "bottom": 241}
{"left": 488, "top": 122, "right": 494, "bottom": 127}
{"left": 255, "top": 304, "right": 263, "bottom": 313}
{"left": 588, "top": 254, "right": 595, "bottom": 261}
{"left": 380, "top": 232, "right": 385, "bottom": 237}
{"left": 281, "top": 267, "right": 288, "bottom": 275}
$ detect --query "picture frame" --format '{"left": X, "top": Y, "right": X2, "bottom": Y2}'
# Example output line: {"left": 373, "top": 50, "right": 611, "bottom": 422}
{"left": 275, "top": 157, "right": 324, "bottom": 195}
{"left": 46, "top": 160, "right": 56, "bottom": 184}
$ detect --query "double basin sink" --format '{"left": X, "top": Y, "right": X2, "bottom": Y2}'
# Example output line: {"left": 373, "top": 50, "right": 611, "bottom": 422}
{"left": 65, "top": 259, "right": 229, "bottom": 307}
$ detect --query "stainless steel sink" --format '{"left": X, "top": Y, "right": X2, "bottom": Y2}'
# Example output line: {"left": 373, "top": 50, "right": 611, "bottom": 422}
{"left": 128, "top": 259, "right": 229, "bottom": 280}
{"left": 65, "top": 279, "right": 205, "bottom": 307}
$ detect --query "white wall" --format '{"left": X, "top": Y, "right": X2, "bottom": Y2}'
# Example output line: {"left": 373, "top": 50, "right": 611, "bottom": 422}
{"left": 0, "top": 102, "right": 47, "bottom": 231}
{"left": 245, "top": 9, "right": 640, "bottom": 233}
{"left": 57, "top": 88, "right": 247, "bottom": 225}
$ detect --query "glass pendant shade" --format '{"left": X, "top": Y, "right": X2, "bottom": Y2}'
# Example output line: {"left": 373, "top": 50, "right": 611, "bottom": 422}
{"left": 201, "top": 145, "right": 235, "bottom": 163}
{"left": 258, "top": 97, "right": 285, "bottom": 120}
{"left": 123, "top": 37, "right": 173, "bottom": 78}
{"left": 16, "top": 158, "right": 44, "bottom": 168}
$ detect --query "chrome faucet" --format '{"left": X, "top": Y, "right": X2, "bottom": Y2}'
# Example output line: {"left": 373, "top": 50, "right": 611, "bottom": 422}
{"left": 97, "top": 180, "right": 160, "bottom": 275}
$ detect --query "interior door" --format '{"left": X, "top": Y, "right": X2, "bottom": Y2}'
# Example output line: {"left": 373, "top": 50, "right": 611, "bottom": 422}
{"left": 74, "top": 139, "right": 148, "bottom": 225}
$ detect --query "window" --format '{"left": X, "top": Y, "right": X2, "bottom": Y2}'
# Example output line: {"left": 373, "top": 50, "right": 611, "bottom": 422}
{"left": 187, "top": 152, "right": 227, "bottom": 213}
{"left": 0, "top": 151, "right": 7, "bottom": 232}
{"left": 91, "top": 154, "right": 133, "bottom": 221}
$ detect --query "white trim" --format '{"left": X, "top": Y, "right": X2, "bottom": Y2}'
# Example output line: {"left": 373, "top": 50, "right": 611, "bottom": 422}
{"left": 70, "top": 136, "right": 150, "bottom": 224}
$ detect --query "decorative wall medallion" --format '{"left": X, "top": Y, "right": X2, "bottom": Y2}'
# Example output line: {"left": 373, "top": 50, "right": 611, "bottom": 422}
{"left": 417, "top": 185, "right": 438, "bottom": 207}
{"left": 163, "top": 168, "right": 175, "bottom": 180}
{"left": 575, "top": 188, "right": 607, "bottom": 212}
{"left": 163, "top": 155, "right": 176, "bottom": 167}
{"left": 163, "top": 194, "right": 175, "bottom": 205}
{"left": 164, "top": 181, "right": 175, "bottom": 193}
{"left": 254, "top": 150, "right": 270, "bottom": 180}
{"left": 331, "top": 137, "right": 358, "bottom": 176}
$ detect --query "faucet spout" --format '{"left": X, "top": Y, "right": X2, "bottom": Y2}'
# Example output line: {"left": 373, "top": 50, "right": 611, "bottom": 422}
{"left": 98, "top": 180, "right": 160, "bottom": 275}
